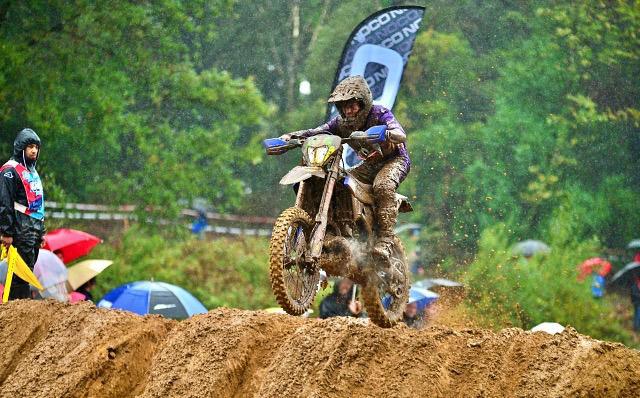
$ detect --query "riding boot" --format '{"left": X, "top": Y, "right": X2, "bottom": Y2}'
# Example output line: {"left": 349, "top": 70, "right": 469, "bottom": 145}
{"left": 372, "top": 198, "right": 398, "bottom": 262}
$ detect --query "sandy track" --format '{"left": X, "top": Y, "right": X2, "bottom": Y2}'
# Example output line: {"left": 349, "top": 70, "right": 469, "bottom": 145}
{"left": 0, "top": 301, "right": 638, "bottom": 397}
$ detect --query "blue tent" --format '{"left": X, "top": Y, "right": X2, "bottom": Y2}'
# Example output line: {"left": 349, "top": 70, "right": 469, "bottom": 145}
{"left": 98, "top": 281, "right": 207, "bottom": 320}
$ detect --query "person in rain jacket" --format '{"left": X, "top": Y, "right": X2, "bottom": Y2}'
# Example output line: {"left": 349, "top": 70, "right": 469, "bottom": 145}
{"left": 0, "top": 128, "right": 45, "bottom": 300}
{"left": 631, "top": 275, "right": 640, "bottom": 331}
{"left": 319, "top": 278, "right": 362, "bottom": 318}
{"left": 281, "top": 75, "right": 410, "bottom": 262}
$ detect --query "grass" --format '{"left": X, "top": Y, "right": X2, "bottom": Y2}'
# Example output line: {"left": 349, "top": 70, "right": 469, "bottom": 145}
{"left": 91, "top": 227, "right": 275, "bottom": 310}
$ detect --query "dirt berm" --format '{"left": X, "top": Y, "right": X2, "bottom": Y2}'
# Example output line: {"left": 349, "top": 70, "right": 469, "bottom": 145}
{"left": 0, "top": 300, "right": 638, "bottom": 397}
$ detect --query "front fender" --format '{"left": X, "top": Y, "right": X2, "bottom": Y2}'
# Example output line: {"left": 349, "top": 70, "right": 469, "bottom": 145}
{"left": 279, "top": 166, "right": 326, "bottom": 185}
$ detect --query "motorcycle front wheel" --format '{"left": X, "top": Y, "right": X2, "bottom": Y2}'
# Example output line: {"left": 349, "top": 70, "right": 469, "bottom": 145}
{"left": 361, "top": 237, "right": 410, "bottom": 327}
{"left": 269, "top": 207, "right": 320, "bottom": 315}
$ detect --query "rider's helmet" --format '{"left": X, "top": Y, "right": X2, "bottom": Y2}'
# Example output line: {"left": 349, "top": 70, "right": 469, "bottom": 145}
{"left": 328, "top": 75, "right": 373, "bottom": 131}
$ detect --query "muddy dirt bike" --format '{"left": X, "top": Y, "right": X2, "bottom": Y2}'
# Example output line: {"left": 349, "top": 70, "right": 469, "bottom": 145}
{"left": 263, "top": 126, "right": 412, "bottom": 327}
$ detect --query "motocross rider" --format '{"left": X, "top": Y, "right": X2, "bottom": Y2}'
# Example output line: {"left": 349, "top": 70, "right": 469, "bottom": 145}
{"left": 280, "top": 75, "right": 410, "bottom": 261}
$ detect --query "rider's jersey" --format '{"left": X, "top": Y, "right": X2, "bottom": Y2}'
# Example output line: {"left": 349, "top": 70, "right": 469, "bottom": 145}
{"left": 296, "top": 105, "right": 410, "bottom": 167}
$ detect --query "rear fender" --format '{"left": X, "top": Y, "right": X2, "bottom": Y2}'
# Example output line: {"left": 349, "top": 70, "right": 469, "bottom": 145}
{"left": 344, "top": 174, "right": 413, "bottom": 212}
{"left": 344, "top": 175, "right": 374, "bottom": 206}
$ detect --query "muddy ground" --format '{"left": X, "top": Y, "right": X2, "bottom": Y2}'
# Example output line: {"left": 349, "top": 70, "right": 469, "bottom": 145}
{"left": 0, "top": 300, "right": 638, "bottom": 397}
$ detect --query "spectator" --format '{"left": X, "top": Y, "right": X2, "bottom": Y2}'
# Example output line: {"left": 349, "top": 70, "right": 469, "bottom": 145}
{"left": 632, "top": 275, "right": 640, "bottom": 332}
{"left": 591, "top": 274, "right": 606, "bottom": 298}
{"left": 191, "top": 209, "right": 208, "bottom": 239}
{"left": 0, "top": 128, "right": 45, "bottom": 300}
{"left": 319, "top": 278, "right": 362, "bottom": 318}
{"left": 402, "top": 302, "right": 424, "bottom": 329}
{"left": 75, "top": 277, "right": 97, "bottom": 302}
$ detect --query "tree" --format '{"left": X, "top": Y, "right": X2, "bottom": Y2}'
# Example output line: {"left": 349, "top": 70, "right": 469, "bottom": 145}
{"left": 0, "top": 1, "right": 271, "bottom": 218}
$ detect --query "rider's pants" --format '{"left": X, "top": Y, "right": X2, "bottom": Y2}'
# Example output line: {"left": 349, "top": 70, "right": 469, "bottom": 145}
{"left": 350, "top": 153, "right": 410, "bottom": 240}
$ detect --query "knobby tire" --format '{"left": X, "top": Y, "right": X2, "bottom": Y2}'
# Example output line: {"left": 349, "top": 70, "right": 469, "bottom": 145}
{"left": 361, "top": 237, "right": 410, "bottom": 328}
{"left": 269, "top": 207, "right": 319, "bottom": 315}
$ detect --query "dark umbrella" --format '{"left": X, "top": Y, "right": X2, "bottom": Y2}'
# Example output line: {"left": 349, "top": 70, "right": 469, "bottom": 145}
{"left": 512, "top": 240, "right": 551, "bottom": 257}
{"left": 43, "top": 229, "right": 102, "bottom": 264}
{"left": 608, "top": 262, "right": 640, "bottom": 293}
{"left": 627, "top": 240, "right": 640, "bottom": 250}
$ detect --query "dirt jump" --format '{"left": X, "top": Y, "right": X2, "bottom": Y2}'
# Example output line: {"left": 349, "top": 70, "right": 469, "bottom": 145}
{"left": 0, "top": 300, "right": 638, "bottom": 397}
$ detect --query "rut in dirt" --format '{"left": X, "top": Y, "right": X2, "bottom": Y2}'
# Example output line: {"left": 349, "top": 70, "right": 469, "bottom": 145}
{"left": 0, "top": 300, "right": 638, "bottom": 398}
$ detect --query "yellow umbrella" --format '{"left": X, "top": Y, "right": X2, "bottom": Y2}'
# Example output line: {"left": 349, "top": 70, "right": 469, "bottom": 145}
{"left": 67, "top": 259, "right": 113, "bottom": 291}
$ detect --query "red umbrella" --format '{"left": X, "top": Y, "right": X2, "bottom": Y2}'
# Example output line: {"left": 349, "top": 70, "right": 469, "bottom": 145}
{"left": 43, "top": 229, "right": 102, "bottom": 264}
{"left": 577, "top": 257, "right": 612, "bottom": 281}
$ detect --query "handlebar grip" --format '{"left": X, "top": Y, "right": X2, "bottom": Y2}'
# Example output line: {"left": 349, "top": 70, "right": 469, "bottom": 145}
{"left": 349, "top": 131, "right": 368, "bottom": 140}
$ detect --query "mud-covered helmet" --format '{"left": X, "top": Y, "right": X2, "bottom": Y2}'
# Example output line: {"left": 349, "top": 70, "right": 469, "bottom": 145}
{"left": 328, "top": 75, "right": 373, "bottom": 130}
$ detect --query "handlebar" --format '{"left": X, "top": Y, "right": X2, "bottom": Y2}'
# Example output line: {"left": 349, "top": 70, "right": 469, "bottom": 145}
{"left": 263, "top": 125, "right": 386, "bottom": 156}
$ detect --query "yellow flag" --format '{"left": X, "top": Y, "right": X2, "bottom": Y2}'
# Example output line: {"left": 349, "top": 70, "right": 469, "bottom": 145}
{"left": 2, "top": 245, "right": 43, "bottom": 303}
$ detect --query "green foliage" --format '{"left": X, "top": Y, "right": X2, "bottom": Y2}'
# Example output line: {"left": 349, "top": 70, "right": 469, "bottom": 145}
{"left": 465, "top": 222, "right": 634, "bottom": 347}
{"left": 549, "top": 179, "right": 640, "bottom": 249}
{"left": 389, "top": 1, "right": 640, "bottom": 263}
{"left": 0, "top": 1, "right": 271, "bottom": 218}
{"left": 89, "top": 228, "right": 340, "bottom": 316}
{"left": 92, "top": 227, "right": 275, "bottom": 310}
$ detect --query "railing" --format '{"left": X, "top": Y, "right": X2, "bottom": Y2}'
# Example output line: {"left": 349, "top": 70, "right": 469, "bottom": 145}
{"left": 46, "top": 202, "right": 275, "bottom": 237}
{"left": 46, "top": 202, "right": 417, "bottom": 237}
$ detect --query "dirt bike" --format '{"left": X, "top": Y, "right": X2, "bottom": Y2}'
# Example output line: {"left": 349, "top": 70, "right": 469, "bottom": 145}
{"left": 263, "top": 126, "right": 412, "bottom": 327}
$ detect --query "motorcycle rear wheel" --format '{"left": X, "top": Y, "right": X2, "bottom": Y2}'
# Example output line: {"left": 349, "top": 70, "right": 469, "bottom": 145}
{"left": 269, "top": 207, "right": 319, "bottom": 315}
{"left": 361, "top": 237, "right": 410, "bottom": 328}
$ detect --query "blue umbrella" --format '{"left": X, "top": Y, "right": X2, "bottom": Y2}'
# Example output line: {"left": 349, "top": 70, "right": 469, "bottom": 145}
{"left": 382, "top": 286, "right": 439, "bottom": 310}
{"left": 408, "top": 287, "right": 439, "bottom": 311}
{"left": 97, "top": 281, "right": 207, "bottom": 320}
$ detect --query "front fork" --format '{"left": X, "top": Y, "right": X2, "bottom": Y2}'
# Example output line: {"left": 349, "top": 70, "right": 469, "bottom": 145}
{"left": 308, "top": 149, "right": 342, "bottom": 261}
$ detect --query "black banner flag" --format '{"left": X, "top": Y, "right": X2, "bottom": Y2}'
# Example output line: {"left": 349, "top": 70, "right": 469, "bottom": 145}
{"left": 327, "top": 6, "right": 426, "bottom": 118}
